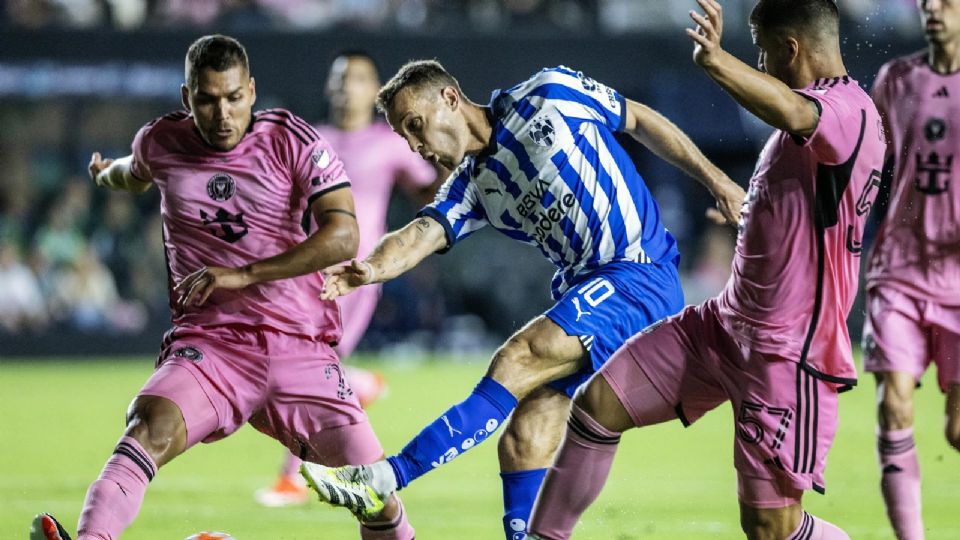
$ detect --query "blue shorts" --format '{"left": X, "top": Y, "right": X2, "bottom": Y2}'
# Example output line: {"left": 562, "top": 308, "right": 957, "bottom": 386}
{"left": 545, "top": 260, "right": 684, "bottom": 397}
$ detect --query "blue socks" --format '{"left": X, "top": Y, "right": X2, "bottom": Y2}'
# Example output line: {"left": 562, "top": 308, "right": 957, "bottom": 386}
{"left": 501, "top": 468, "right": 548, "bottom": 539}
{"left": 387, "top": 377, "right": 517, "bottom": 489}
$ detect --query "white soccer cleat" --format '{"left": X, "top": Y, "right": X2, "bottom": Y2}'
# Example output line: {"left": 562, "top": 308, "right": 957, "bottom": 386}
{"left": 300, "top": 462, "right": 391, "bottom": 520}
{"left": 30, "top": 513, "right": 72, "bottom": 540}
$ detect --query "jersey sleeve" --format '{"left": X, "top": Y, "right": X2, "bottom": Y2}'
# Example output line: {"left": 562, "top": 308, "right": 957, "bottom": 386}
{"left": 129, "top": 123, "right": 156, "bottom": 183}
{"left": 416, "top": 164, "right": 487, "bottom": 253}
{"left": 794, "top": 85, "right": 862, "bottom": 166}
{"left": 516, "top": 67, "right": 627, "bottom": 132}
{"left": 290, "top": 127, "right": 351, "bottom": 206}
{"left": 870, "top": 62, "right": 893, "bottom": 117}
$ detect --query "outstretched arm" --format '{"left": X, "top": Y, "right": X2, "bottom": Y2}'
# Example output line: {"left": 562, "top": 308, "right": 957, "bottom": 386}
{"left": 687, "top": 0, "right": 820, "bottom": 137}
{"left": 88, "top": 153, "right": 153, "bottom": 194}
{"left": 176, "top": 187, "right": 361, "bottom": 307}
{"left": 622, "top": 99, "right": 746, "bottom": 225}
{"left": 321, "top": 216, "right": 447, "bottom": 300}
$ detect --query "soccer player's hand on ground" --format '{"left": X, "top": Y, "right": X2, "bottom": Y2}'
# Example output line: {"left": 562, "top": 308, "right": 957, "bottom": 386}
{"left": 687, "top": 0, "right": 725, "bottom": 68}
{"left": 320, "top": 259, "right": 373, "bottom": 300}
{"left": 175, "top": 266, "right": 252, "bottom": 308}
{"left": 88, "top": 152, "right": 114, "bottom": 187}
{"left": 709, "top": 180, "right": 747, "bottom": 226}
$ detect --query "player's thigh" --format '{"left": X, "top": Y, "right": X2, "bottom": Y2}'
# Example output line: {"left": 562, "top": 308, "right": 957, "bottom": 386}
{"left": 606, "top": 302, "right": 728, "bottom": 431}
{"left": 487, "top": 315, "right": 586, "bottom": 397}
{"left": 863, "top": 287, "right": 929, "bottom": 385}
{"left": 499, "top": 386, "right": 571, "bottom": 468}
{"left": 253, "top": 335, "right": 384, "bottom": 466}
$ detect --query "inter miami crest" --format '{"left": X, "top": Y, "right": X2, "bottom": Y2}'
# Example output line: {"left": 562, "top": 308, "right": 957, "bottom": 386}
{"left": 529, "top": 117, "right": 555, "bottom": 148}
{"left": 173, "top": 346, "right": 203, "bottom": 363}
{"left": 925, "top": 118, "right": 947, "bottom": 142}
{"left": 200, "top": 207, "right": 249, "bottom": 243}
{"left": 206, "top": 173, "right": 236, "bottom": 202}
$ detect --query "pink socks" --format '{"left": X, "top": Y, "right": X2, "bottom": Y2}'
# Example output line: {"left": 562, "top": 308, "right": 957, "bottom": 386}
{"left": 878, "top": 427, "right": 924, "bottom": 539}
{"left": 77, "top": 436, "right": 156, "bottom": 540}
{"left": 788, "top": 511, "right": 850, "bottom": 539}
{"left": 359, "top": 498, "right": 415, "bottom": 540}
{"left": 527, "top": 403, "right": 622, "bottom": 540}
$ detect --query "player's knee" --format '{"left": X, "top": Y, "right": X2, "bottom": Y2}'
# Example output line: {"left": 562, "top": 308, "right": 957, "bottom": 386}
{"left": 878, "top": 389, "right": 913, "bottom": 430}
{"left": 125, "top": 396, "right": 187, "bottom": 464}
{"left": 739, "top": 506, "right": 795, "bottom": 540}
{"left": 489, "top": 338, "right": 544, "bottom": 396}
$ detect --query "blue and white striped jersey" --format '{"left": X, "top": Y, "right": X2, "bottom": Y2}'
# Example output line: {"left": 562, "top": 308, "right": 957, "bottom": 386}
{"left": 419, "top": 66, "right": 680, "bottom": 299}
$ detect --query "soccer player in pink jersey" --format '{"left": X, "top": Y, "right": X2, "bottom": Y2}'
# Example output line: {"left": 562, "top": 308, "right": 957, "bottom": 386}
{"left": 30, "top": 35, "right": 414, "bottom": 540}
{"left": 863, "top": 1, "right": 960, "bottom": 538}
{"left": 527, "top": 1, "right": 886, "bottom": 538}
{"left": 255, "top": 50, "right": 439, "bottom": 508}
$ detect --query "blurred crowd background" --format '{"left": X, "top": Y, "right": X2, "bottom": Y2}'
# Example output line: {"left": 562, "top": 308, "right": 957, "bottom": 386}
{"left": 0, "top": 0, "right": 925, "bottom": 356}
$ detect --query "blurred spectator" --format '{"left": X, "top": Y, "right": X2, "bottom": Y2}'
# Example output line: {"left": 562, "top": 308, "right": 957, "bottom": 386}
{"left": 0, "top": 238, "right": 49, "bottom": 334}
{"left": 3, "top": 0, "right": 924, "bottom": 35}
{"left": 90, "top": 190, "right": 139, "bottom": 297}
{"left": 49, "top": 243, "right": 146, "bottom": 332}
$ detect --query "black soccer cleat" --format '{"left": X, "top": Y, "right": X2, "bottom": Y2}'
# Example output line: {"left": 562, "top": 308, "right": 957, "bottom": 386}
{"left": 30, "top": 513, "right": 72, "bottom": 540}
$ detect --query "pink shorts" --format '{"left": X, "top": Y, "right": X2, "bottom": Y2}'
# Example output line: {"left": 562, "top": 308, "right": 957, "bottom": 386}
{"left": 137, "top": 325, "right": 384, "bottom": 466}
{"left": 863, "top": 286, "right": 960, "bottom": 392}
{"left": 335, "top": 283, "right": 382, "bottom": 359}
{"left": 599, "top": 300, "right": 840, "bottom": 501}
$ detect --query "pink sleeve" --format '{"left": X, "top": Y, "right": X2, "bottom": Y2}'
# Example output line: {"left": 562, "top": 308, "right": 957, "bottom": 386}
{"left": 130, "top": 123, "right": 155, "bottom": 182}
{"left": 290, "top": 131, "right": 351, "bottom": 203}
{"left": 795, "top": 88, "right": 860, "bottom": 166}
{"left": 870, "top": 63, "right": 892, "bottom": 116}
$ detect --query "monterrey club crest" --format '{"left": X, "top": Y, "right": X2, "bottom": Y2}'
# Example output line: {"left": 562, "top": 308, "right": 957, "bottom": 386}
{"left": 529, "top": 117, "right": 555, "bottom": 148}
{"left": 207, "top": 173, "right": 236, "bottom": 202}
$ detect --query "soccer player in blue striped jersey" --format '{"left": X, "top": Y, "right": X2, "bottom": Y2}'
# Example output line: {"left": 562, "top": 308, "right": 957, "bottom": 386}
{"left": 302, "top": 60, "right": 745, "bottom": 537}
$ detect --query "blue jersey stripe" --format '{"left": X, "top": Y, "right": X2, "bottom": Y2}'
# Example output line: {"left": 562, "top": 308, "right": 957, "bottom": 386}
{"left": 572, "top": 133, "right": 629, "bottom": 260}
{"left": 551, "top": 149, "right": 605, "bottom": 267}
{"left": 484, "top": 157, "right": 523, "bottom": 199}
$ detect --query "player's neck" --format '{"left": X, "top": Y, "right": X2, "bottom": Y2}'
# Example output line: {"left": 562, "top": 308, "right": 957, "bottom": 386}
{"left": 463, "top": 103, "right": 494, "bottom": 156}
{"left": 796, "top": 54, "right": 847, "bottom": 89}
{"left": 331, "top": 108, "right": 374, "bottom": 132}
{"left": 928, "top": 38, "right": 960, "bottom": 74}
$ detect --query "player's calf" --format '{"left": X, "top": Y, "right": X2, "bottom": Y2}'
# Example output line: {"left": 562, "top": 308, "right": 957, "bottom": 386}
{"left": 945, "top": 384, "right": 960, "bottom": 453}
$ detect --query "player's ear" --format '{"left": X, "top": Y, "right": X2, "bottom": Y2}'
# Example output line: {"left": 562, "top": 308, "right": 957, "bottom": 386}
{"left": 441, "top": 86, "right": 459, "bottom": 110}
{"left": 249, "top": 76, "right": 257, "bottom": 106}
{"left": 786, "top": 36, "right": 800, "bottom": 64}
{"left": 180, "top": 84, "right": 191, "bottom": 112}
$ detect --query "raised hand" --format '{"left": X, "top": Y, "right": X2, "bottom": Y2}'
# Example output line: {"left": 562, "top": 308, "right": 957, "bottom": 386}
{"left": 687, "top": 0, "right": 726, "bottom": 68}
{"left": 174, "top": 266, "right": 252, "bottom": 308}
{"left": 88, "top": 152, "right": 115, "bottom": 187}
{"left": 320, "top": 259, "right": 375, "bottom": 300}
{"left": 710, "top": 179, "right": 747, "bottom": 226}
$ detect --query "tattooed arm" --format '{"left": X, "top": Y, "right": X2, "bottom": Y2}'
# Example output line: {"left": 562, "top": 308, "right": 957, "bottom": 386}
{"left": 320, "top": 216, "right": 447, "bottom": 300}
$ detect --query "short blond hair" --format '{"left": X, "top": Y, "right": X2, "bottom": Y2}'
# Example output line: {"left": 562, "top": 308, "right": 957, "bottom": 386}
{"left": 376, "top": 59, "right": 463, "bottom": 114}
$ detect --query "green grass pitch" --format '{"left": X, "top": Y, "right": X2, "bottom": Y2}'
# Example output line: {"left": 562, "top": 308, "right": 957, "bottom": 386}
{"left": 1, "top": 356, "right": 957, "bottom": 539}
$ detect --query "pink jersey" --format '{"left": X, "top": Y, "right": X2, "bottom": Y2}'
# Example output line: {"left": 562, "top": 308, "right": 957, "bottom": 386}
{"left": 314, "top": 121, "right": 435, "bottom": 258}
{"left": 717, "top": 78, "right": 886, "bottom": 384}
{"left": 131, "top": 108, "right": 350, "bottom": 342}
{"left": 867, "top": 52, "right": 960, "bottom": 303}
